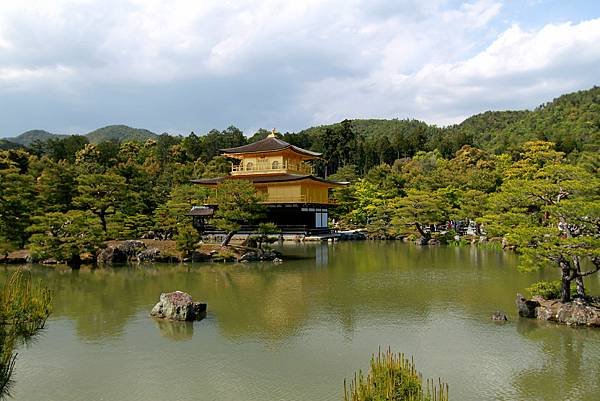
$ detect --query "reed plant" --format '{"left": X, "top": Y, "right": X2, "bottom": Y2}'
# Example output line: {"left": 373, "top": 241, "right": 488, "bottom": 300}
{"left": 0, "top": 270, "right": 52, "bottom": 399}
{"left": 344, "top": 348, "right": 448, "bottom": 401}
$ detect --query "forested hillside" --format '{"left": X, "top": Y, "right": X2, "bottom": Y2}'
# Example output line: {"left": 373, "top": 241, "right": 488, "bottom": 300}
{"left": 0, "top": 139, "right": 24, "bottom": 150}
{"left": 85, "top": 125, "right": 158, "bottom": 143}
{"left": 289, "top": 86, "right": 600, "bottom": 174}
{"left": 3, "top": 86, "right": 599, "bottom": 174}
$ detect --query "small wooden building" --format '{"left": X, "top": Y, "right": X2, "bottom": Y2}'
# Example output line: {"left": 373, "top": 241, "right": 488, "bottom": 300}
{"left": 191, "top": 132, "right": 346, "bottom": 234}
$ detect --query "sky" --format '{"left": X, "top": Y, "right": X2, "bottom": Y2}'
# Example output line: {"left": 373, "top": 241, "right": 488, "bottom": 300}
{"left": 1, "top": 0, "right": 599, "bottom": 137}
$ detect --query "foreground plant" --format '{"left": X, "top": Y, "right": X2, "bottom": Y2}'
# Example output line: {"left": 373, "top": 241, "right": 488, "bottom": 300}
{"left": 0, "top": 270, "right": 52, "bottom": 399}
{"left": 344, "top": 349, "right": 448, "bottom": 401}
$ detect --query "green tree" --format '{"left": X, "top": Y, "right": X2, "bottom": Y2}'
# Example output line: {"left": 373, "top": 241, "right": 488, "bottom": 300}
{"left": 0, "top": 168, "right": 36, "bottom": 248}
{"left": 36, "top": 158, "right": 77, "bottom": 212}
{"left": 390, "top": 189, "right": 452, "bottom": 240}
{"left": 74, "top": 173, "right": 127, "bottom": 233}
{"left": 154, "top": 184, "right": 210, "bottom": 239}
{"left": 202, "top": 156, "right": 231, "bottom": 178}
{"left": 27, "top": 210, "right": 104, "bottom": 265}
{"left": 253, "top": 222, "right": 280, "bottom": 251}
{"left": 43, "top": 135, "right": 89, "bottom": 162}
{"left": 175, "top": 223, "right": 201, "bottom": 257}
{"left": 483, "top": 142, "right": 600, "bottom": 302}
{"left": 211, "top": 180, "right": 266, "bottom": 246}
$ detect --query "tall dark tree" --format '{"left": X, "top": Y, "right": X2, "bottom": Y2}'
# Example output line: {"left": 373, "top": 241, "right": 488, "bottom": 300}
{"left": 212, "top": 180, "right": 266, "bottom": 246}
{"left": 74, "top": 173, "right": 128, "bottom": 233}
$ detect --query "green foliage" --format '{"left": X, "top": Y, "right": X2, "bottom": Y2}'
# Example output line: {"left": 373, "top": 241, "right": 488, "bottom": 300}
{"left": 202, "top": 156, "right": 231, "bottom": 178}
{"left": 328, "top": 164, "right": 359, "bottom": 183}
{"left": 344, "top": 349, "right": 448, "bottom": 401}
{"left": 27, "top": 211, "right": 104, "bottom": 264}
{"left": 36, "top": 158, "right": 77, "bottom": 212}
{"left": 211, "top": 180, "right": 266, "bottom": 234}
{"left": 154, "top": 184, "right": 209, "bottom": 238}
{"left": 121, "top": 213, "right": 155, "bottom": 240}
{"left": 175, "top": 224, "right": 200, "bottom": 256}
{"left": 0, "top": 168, "right": 36, "bottom": 248}
{"left": 74, "top": 173, "right": 128, "bottom": 232}
{"left": 0, "top": 140, "right": 23, "bottom": 151}
{"left": 0, "top": 270, "right": 52, "bottom": 398}
{"left": 252, "top": 222, "right": 280, "bottom": 250}
{"left": 38, "top": 135, "right": 89, "bottom": 163}
{"left": 481, "top": 141, "right": 600, "bottom": 301}
{"left": 390, "top": 189, "right": 452, "bottom": 238}
{"left": 526, "top": 281, "right": 576, "bottom": 300}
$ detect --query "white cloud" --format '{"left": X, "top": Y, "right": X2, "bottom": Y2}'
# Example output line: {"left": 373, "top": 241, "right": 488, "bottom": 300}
{"left": 299, "top": 17, "right": 600, "bottom": 126}
{"left": 0, "top": 0, "right": 598, "bottom": 134}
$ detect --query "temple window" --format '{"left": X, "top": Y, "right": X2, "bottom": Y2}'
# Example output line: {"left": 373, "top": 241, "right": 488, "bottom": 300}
{"left": 246, "top": 162, "right": 254, "bottom": 171}
{"left": 272, "top": 161, "right": 280, "bottom": 170}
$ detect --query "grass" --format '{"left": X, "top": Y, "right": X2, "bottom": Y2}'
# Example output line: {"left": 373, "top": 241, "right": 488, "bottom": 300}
{"left": 0, "top": 270, "right": 52, "bottom": 398}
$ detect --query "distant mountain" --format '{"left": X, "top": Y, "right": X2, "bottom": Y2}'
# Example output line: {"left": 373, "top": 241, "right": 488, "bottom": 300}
{"left": 2, "top": 125, "right": 158, "bottom": 147}
{"left": 7, "top": 130, "right": 67, "bottom": 146}
{"left": 85, "top": 125, "right": 158, "bottom": 143}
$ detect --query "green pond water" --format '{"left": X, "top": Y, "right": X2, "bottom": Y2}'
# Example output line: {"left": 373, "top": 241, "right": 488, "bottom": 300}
{"left": 4, "top": 242, "right": 600, "bottom": 401}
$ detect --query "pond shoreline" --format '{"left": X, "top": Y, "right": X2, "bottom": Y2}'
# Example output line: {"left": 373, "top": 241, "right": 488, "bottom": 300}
{"left": 1, "top": 232, "right": 504, "bottom": 266}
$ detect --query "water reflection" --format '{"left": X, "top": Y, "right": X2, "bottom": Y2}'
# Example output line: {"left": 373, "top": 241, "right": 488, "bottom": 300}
{"left": 514, "top": 319, "right": 600, "bottom": 401}
{"left": 17, "top": 242, "right": 587, "bottom": 343}
{"left": 154, "top": 319, "right": 195, "bottom": 341}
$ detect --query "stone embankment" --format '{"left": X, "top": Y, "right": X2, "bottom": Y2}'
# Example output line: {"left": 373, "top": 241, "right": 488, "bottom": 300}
{"left": 98, "top": 240, "right": 210, "bottom": 264}
{"left": 150, "top": 291, "right": 207, "bottom": 321}
{"left": 516, "top": 293, "right": 600, "bottom": 327}
{"left": 1, "top": 249, "right": 30, "bottom": 264}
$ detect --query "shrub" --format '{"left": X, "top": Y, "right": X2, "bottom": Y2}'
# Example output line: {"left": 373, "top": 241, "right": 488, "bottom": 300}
{"left": 526, "top": 280, "right": 576, "bottom": 300}
{"left": 344, "top": 348, "right": 448, "bottom": 401}
{"left": 175, "top": 224, "right": 200, "bottom": 256}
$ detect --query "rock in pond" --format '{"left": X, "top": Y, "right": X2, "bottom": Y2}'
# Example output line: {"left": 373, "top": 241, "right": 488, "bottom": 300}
{"left": 516, "top": 293, "right": 540, "bottom": 318}
{"left": 491, "top": 311, "right": 508, "bottom": 321}
{"left": 150, "top": 291, "right": 207, "bottom": 321}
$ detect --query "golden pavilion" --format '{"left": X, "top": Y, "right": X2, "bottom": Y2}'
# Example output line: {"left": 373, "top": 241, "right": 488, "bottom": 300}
{"left": 191, "top": 131, "right": 346, "bottom": 234}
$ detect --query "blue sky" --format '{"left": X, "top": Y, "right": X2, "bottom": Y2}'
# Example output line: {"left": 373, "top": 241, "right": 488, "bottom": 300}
{"left": 1, "top": 0, "right": 599, "bottom": 137}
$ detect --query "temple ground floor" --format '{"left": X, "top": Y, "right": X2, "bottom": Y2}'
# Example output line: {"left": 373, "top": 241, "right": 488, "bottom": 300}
{"left": 191, "top": 203, "right": 332, "bottom": 235}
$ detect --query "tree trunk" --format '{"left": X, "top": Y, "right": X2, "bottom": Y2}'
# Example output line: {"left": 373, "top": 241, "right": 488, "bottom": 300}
{"left": 221, "top": 231, "right": 237, "bottom": 247}
{"left": 560, "top": 261, "right": 571, "bottom": 303}
{"left": 573, "top": 256, "right": 586, "bottom": 298}
{"left": 414, "top": 222, "right": 430, "bottom": 240}
{"left": 68, "top": 253, "right": 81, "bottom": 269}
{"left": 98, "top": 210, "right": 107, "bottom": 233}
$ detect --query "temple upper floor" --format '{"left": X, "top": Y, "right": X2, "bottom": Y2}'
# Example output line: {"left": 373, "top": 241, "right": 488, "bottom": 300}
{"left": 220, "top": 132, "right": 321, "bottom": 176}
{"left": 231, "top": 155, "right": 313, "bottom": 175}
